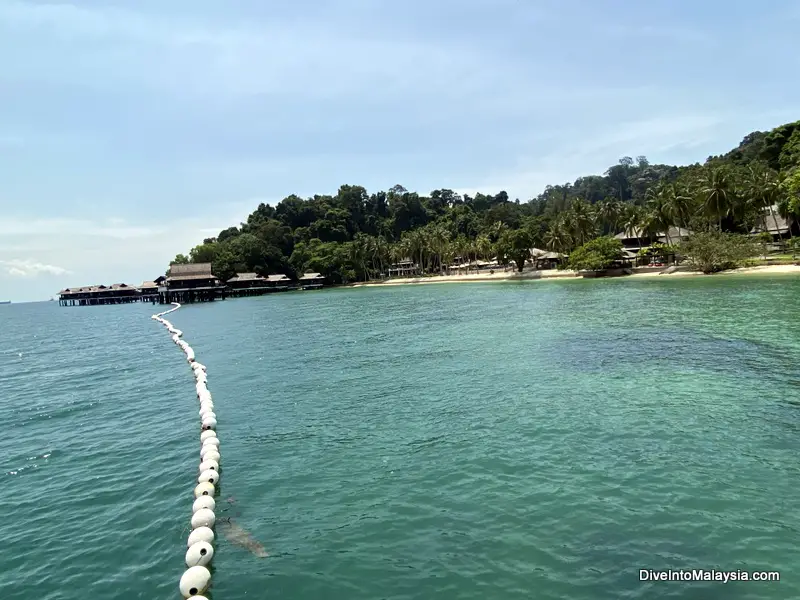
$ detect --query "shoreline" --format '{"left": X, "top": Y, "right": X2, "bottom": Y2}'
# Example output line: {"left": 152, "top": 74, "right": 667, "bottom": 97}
{"left": 350, "top": 264, "right": 800, "bottom": 288}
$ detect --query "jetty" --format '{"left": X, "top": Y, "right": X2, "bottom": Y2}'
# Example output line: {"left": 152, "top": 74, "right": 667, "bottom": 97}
{"left": 226, "top": 272, "right": 295, "bottom": 297}
{"left": 58, "top": 283, "right": 143, "bottom": 306}
{"left": 57, "top": 263, "right": 325, "bottom": 307}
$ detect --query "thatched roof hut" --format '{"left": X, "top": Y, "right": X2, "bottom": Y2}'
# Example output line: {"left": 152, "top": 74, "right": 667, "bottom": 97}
{"left": 267, "top": 274, "right": 291, "bottom": 283}
{"left": 227, "top": 272, "right": 265, "bottom": 283}
{"left": 299, "top": 272, "right": 324, "bottom": 281}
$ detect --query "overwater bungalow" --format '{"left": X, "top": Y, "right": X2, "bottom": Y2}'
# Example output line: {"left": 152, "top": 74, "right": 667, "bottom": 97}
{"left": 298, "top": 272, "right": 325, "bottom": 290}
{"left": 138, "top": 280, "right": 160, "bottom": 303}
{"left": 266, "top": 274, "right": 293, "bottom": 290}
{"left": 227, "top": 272, "right": 269, "bottom": 297}
{"left": 161, "top": 263, "right": 226, "bottom": 304}
{"left": 58, "top": 283, "right": 140, "bottom": 306}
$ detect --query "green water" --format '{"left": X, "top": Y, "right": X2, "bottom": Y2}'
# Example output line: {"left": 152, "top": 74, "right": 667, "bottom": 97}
{"left": 3, "top": 275, "right": 800, "bottom": 599}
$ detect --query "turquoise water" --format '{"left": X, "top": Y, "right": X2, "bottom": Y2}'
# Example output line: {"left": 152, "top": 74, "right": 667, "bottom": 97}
{"left": 3, "top": 275, "right": 800, "bottom": 599}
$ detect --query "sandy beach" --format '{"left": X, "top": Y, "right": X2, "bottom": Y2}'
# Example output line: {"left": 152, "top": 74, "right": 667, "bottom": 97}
{"left": 351, "top": 264, "right": 800, "bottom": 287}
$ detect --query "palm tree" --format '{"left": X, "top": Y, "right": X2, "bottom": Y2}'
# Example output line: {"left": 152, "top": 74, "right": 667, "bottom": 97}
{"left": 476, "top": 234, "right": 494, "bottom": 268}
{"left": 489, "top": 221, "right": 509, "bottom": 242}
{"left": 646, "top": 189, "right": 673, "bottom": 245}
{"left": 621, "top": 205, "right": 643, "bottom": 249}
{"left": 565, "top": 200, "right": 597, "bottom": 247}
{"left": 698, "top": 166, "right": 735, "bottom": 230}
{"left": 663, "top": 183, "right": 695, "bottom": 237}
{"left": 544, "top": 218, "right": 572, "bottom": 254}
{"left": 597, "top": 199, "right": 621, "bottom": 234}
{"left": 743, "top": 164, "right": 784, "bottom": 240}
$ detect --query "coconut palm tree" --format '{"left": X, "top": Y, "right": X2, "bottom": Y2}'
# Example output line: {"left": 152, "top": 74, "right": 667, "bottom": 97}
{"left": 476, "top": 234, "right": 494, "bottom": 267}
{"left": 663, "top": 183, "right": 695, "bottom": 237}
{"left": 698, "top": 166, "right": 735, "bottom": 230}
{"left": 565, "top": 200, "right": 597, "bottom": 247}
{"left": 597, "top": 199, "right": 621, "bottom": 234}
{"left": 544, "top": 218, "right": 573, "bottom": 254}
{"left": 620, "top": 205, "right": 644, "bottom": 249}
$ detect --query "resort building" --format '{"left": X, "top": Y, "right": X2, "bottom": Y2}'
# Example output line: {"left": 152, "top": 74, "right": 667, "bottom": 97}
{"left": 614, "top": 226, "right": 692, "bottom": 253}
{"left": 162, "top": 263, "right": 226, "bottom": 304}
{"left": 58, "top": 283, "right": 141, "bottom": 306}
{"left": 266, "top": 274, "right": 293, "bottom": 290}
{"left": 750, "top": 205, "right": 797, "bottom": 242}
{"left": 529, "top": 248, "right": 565, "bottom": 270}
{"left": 138, "top": 280, "right": 160, "bottom": 303}
{"left": 227, "top": 272, "right": 269, "bottom": 297}
{"left": 388, "top": 259, "right": 418, "bottom": 277}
{"left": 298, "top": 272, "right": 325, "bottom": 290}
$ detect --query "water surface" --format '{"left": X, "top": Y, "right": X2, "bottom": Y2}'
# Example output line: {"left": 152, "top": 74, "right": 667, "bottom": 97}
{"left": 3, "top": 275, "right": 800, "bottom": 599}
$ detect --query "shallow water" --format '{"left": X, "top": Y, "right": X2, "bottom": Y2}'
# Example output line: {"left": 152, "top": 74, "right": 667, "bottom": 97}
{"left": 3, "top": 275, "right": 800, "bottom": 599}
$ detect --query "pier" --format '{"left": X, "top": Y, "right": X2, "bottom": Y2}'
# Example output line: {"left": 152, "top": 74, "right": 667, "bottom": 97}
{"left": 226, "top": 272, "right": 295, "bottom": 297}
{"left": 58, "top": 283, "right": 147, "bottom": 306}
{"left": 57, "top": 263, "right": 325, "bottom": 306}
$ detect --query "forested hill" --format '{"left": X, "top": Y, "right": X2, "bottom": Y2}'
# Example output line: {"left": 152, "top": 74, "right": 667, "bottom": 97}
{"left": 172, "top": 119, "right": 800, "bottom": 283}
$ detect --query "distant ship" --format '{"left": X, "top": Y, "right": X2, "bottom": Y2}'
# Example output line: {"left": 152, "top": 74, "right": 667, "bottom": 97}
{"left": 0, "top": 301, "right": 10, "bottom": 305}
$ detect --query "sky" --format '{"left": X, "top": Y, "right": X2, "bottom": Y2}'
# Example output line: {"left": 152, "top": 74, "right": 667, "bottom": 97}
{"left": 1, "top": 0, "right": 799, "bottom": 302}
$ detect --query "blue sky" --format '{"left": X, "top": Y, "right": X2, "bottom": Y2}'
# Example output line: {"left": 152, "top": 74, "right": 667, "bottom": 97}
{"left": 1, "top": 0, "right": 798, "bottom": 302}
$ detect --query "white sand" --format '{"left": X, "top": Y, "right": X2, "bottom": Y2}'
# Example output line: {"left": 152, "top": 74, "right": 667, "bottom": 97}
{"left": 351, "top": 264, "right": 800, "bottom": 287}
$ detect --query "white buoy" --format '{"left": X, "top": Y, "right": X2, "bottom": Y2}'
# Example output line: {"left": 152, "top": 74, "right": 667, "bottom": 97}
{"left": 194, "top": 482, "right": 215, "bottom": 498}
{"left": 200, "top": 439, "right": 219, "bottom": 451}
{"left": 191, "top": 507, "right": 216, "bottom": 529}
{"left": 200, "top": 446, "right": 220, "bottom": 460}
{"left": 201, "top": 439, "right": 219, "bottom": 452}
{"left": 198, "top": 469, "right": 219, "bottom": 486}
{"left": 201, "top": 417, "right": 217, "bottom": 431}
{"left": 201, "top": 437, "right": 220, "bottom": 448}
{"left": 200, "top": 430, "right": 217, "bottom": 442}
{"left": 187, "top": 526, "right": 214, "bottom": 547}
{"left": 202, "top": 450, "right": 221, "bottom": 463}
{"left": 199, "top": 459, "right": 219, "bottom": 473}
{"left": 179, "top": 565, "right": 211, "bottom": 598}
{"left": 201, "top": 411, "right": 217, "bottom": 422}
{"left": 192, "top": 495, "right": 216, "bottom": 513}
{"left": 185, "top": 541, "right": 214, "bottom": 567}
{"left": 198, "top": 391, "right": 212, "bottom": 403}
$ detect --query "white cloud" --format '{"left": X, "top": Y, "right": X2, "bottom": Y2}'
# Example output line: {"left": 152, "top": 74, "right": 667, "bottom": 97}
{"left": 0, "top": 202, "right": 253, "bottom": 301}
{"left": 0, "top": 258, "right": 70, "bottom": 277}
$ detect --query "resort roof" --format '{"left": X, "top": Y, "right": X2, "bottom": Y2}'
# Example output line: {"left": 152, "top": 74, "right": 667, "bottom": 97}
{"left": 530, "top": 248, "right": 564, "bottom": 260}
{"left": 227, "top": 272, "right": 265, "bottom": 283}
{"left": 615, "top": 226, "right": 692, "bottom": 242}
{"left": 299, "top": 272, "right": 325, "bottom": 281}
{"left": 750, "top": 208, "right": 791, "bottom": 235}
{"left": 139, "top": 281, "right": 158, "bottom": 289}
{"left": 59, "top": 284, "right": 136, "bottom": 295}
{"left": 267, "top": 274, "right": 291, "bottom": 282}
{"left": 167, "top": 262, "right": 215, "bottom": 281}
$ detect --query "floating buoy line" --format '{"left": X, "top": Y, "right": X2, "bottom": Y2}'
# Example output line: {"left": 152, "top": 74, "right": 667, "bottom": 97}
{"left": 152, "top": 302, "right": 219, "bottom": 599}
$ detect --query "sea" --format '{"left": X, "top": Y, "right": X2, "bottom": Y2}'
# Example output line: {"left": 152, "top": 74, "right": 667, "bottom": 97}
{"left": 3, "top": 274, "right": 800, "bottom": 600}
